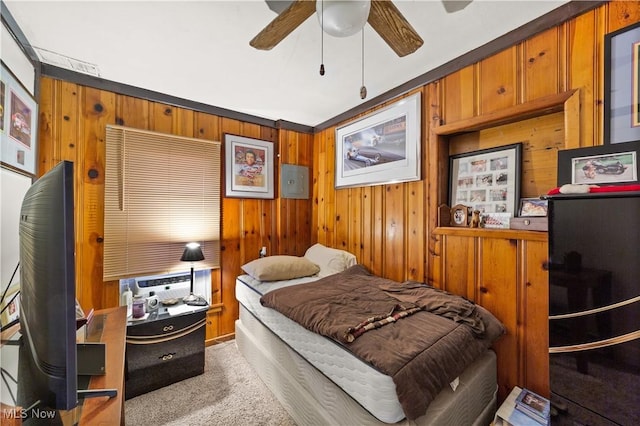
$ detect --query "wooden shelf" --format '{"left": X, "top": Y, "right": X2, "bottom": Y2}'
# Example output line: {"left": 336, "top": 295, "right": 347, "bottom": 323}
{"left": 434, "top": 226, "right": 548, "bottom": 241}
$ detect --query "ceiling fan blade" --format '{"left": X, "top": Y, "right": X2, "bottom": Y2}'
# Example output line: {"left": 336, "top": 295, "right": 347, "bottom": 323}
{"left": 368, "top": 0, "right": 424, "bottom": 57}
{"left": 250, "top": 0, "right": 317, "bottom": 50}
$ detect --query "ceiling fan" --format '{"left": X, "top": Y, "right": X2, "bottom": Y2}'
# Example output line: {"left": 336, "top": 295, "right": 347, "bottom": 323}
{"left": 250, "top": 0, "right": 424, "bottom": 58}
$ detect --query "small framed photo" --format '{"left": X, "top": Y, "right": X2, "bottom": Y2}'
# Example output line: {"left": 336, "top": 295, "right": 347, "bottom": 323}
{"left": 224, "top": 134, "right": 275, "bottom": 199}
{"left": 518, "top": 198, "right": 548, "bottom": 217}
{"left": 480, "top": 212, "right": 512, "bottom": 229}
{"left": 449, "top": 143, "right": 522, "bottom": 215}
{"left": 557, "top": 140, "right": 640, "bottom": 186}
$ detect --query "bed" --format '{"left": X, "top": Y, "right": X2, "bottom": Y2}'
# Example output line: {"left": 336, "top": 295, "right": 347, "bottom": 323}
{"left": 234, "top": 244, "right": 504, "bottom": 425}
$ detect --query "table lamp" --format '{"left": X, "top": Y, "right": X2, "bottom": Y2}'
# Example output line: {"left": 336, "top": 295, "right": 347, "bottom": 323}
{"left": 180, "top": 242, "right": 205, "bottom": 304}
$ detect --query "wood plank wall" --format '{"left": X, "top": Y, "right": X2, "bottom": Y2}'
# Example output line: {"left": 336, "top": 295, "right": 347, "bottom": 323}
{"left": 37, "top": 79, "right": 313, "bottom": 338}
{"left": 312, "top": 1, "right": 640, "bottom": 283}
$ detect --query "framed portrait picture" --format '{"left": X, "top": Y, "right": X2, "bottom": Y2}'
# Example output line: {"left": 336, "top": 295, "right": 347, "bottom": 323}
{"left": 224, "top": 134, "right": 274, "bottom": 199}
{"left": 449, "top": 143, "right": 522, "bottom": 215}
{"left": 335, "top": 93, "right": 421, "bottom": 189}
{"left": 557, "top": 140, "right": 639, "bottom": 186}
{"left": 1, "top": 61, "right": 38, "bottom": 176}
{"left": 604, "top": 21, "right": 640, "bottom": 144}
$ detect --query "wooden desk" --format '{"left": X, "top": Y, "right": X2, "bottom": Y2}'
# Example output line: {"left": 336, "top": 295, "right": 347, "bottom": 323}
{"left": 78, "top": 306, "right": 127, "bottom": 425}
{"left": 0, "top": 307, "right": 126, "bottom": 425}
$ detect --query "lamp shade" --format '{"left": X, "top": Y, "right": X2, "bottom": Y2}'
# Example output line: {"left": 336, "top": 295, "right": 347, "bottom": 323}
{"left": 180, "top": 242, "right": 205, "bottom": 262}
{"left": 316, "top": 0, "right": 371, "bottom": 37}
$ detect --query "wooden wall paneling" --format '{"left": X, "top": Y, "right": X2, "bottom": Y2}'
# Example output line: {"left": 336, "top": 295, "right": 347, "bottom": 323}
{"left": 383, "top": 183, "right": 405, "bottom": 281}
{"left": 442, "top": 66, "right": 475, "bottom": 124}
{"left": 312, "top": 128, "right": 326, "bottom": 246}
{"left": 440, "top": 235, "right": 474, "bottom": 298}
{"left": 116, "top": 95, "right": 149, "bottom": 130}
{"left": 348, "top": 188, "right": 363, "bottom": 261}
{"left": 194, "top": 111, "right": 223, "bottom": 339}
{"left": 334, "top": 186, "right": 350, "bottom": 252}
{"left": 518, "top": 240, "right": 550, "bottom": 397}
{"left": 523, "top": 27, "right": 560, "bottom": 102}
{"left": 477, "top": 237, "right": 519, "bottom": 400}
{"left": 36, "top": 78, "right": 55, "bottom": 174}
{"left": 149, "top": 102, "right": 175, "bottom": 134}
{"left": 567, "top": 10, "right": 599, "bottom": 147}
{"left": 607, "top": 0, "right": 640, "bottom": 32}
{"left": 77, "top": 87, "right": 114, "bottom": 310}
{"left": 426, "top": 82, "right": 444, "bottom": 289}
{"left": 478, "top": 47, "right": 518, "bottom": 115}
{"left": 324, "top": 129, "right": 337, "bottom": 247}
{"left": 405, "top": 179, "right": 425, "bottom": 283}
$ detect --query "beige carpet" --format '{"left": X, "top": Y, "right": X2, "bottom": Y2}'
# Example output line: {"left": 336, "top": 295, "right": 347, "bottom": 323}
{"left": 124, "top": 340, "right": 297, "bottom": 425}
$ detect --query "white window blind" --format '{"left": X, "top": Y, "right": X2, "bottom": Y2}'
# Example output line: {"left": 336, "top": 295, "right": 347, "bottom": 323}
{"left": 104, "top": 125, "right": 221, "bottom": 280}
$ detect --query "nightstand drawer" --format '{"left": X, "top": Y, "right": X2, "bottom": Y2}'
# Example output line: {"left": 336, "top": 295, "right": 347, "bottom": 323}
{"left": 126, "top": 310, "right": 205, "bottom": 337}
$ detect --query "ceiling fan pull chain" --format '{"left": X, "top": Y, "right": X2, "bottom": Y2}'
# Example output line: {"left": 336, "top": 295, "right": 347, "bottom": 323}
{"left": 360, "top": 28, "right": 367, "bottom": 99}
{"left": 319, "top": 0, "right": 325, "bottom": 76}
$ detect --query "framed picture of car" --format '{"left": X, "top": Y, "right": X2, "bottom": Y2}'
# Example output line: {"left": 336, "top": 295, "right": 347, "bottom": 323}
{"left": 1, "top": 61, "right": 38, "bottom": 176}
{"left": 335, "top": 93, "right": 421, "bottom": 189}
{"left": 557, "top": 140, "right": 640, "bottom": 186}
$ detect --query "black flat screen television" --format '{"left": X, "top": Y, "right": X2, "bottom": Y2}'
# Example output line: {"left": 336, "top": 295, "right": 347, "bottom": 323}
{"left": 19, "top": 160, "right": 78, "bottom": 411}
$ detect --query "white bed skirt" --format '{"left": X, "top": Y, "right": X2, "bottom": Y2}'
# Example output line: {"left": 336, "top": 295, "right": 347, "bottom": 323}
{"left": 236, "top": 305, "right": 498, "bottom": 425}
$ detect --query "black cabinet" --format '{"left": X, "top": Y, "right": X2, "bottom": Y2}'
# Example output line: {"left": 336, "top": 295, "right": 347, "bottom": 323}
{"left": 125, "top": 304, "right": 207, "bottom": 399}
{"left": 548, "top": 192, "right": 640, "bottom": 425}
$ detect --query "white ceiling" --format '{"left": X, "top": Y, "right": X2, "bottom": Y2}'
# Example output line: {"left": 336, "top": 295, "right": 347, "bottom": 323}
{"left": 4, "top": 0, "right": 569, "bottom": 127}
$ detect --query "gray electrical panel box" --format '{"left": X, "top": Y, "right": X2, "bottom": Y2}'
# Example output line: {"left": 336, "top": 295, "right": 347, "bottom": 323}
{"left": 280, "top": 164, "right": 309, "bottom": 199}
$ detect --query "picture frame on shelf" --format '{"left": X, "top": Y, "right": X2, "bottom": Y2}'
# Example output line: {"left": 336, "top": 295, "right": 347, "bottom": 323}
{"left": 557, "top": 140, "right": 639, "bottom": 186}
{"left": 604, "top": 21, "right": 640, "bottom": 145}
{"left": 1, "top": 61, "right": 38, "bottom": 176}
{"left": 224, "top": 134, "right": 275, "bottom": 199}
{"left": 518, "top": 198, "right": 548, "bottom": 217}
{"left": 335, "top": 93, "right": 421, "bottom": 189}
{"left": 449, "top": 143, "right": 522, "bottom": 216}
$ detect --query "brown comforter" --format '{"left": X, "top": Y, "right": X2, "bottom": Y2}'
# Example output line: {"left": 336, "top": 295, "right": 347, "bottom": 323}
{"left": 260, "top": 265, "right": 505, "bottom": 420}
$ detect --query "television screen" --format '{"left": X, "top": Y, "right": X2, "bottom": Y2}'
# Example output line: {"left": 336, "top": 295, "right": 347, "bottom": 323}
{"left": 18, "top": 160, "right": 77, "bottom": 411}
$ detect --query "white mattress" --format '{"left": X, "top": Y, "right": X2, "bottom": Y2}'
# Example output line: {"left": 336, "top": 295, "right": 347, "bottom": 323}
{"left": 235, "top": 274, "right": 496, "bottom": 423}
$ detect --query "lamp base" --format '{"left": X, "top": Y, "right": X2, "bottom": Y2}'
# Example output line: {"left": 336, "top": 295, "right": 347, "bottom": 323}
{"left": 183, "top": 293, "right": 208, "bottom": 306}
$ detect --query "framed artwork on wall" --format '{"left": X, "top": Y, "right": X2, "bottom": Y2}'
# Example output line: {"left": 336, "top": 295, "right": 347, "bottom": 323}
{"left": 604, "top": 21, "right": 640, "bottom": 144}
{"left": 224, "top": 134, "right": 275, "bottom": 199}
{"left": 335, "top": 93, "right": 421, "bottom": 189}
{"left": 449, "top": 143, "right": 522, "bottom": 215}
{"left": 1, "top": 61, "right": 38, "bottom": 176}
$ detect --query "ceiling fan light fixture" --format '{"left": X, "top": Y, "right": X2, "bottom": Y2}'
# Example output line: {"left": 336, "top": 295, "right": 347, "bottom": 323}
{"left": 316, "top": 0, "right": 371, "bottom": 38}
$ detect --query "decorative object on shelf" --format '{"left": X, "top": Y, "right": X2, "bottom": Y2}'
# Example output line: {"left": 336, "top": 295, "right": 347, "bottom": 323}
{"left": 449, "top": 143, "right": 522, "bottom": 216}
{"left": 557, "top": 140, "right": 639, "bottom": 186}
{"left": 1, "top": 62, "right": 38, "bottom": 176}
{"left": 335, "top": 93, "right": 421, "bottom": 189}
{"left": 470, "top": 210, "right": 481, "bottom": 228}
{"left": 450, "top": 204, "right": 471, "bottom": 227}
{"left": 437, "top": 204, "right": 451, "bottom": 227}
{"left": 480, "top": 212, "right": 512, "bottom": 229}
{"left": 180, "top": 242, "right": 207, "bottom": 306}
{"left": 224, "top": 134, "right": 275, "bottom": 199}
{"left": 604, "top": 21, "right": 640, "bottom": 144}
{"left": 518, "top": 197, "right": 548, "bottom": 217}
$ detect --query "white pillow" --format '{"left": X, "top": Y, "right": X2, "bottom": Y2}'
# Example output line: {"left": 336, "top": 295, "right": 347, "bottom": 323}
{"left": 303, "top": 243, "right": 357, "bottom": 277}
{"left": 241, "top": 255, "right": 320, "bottom": 281}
